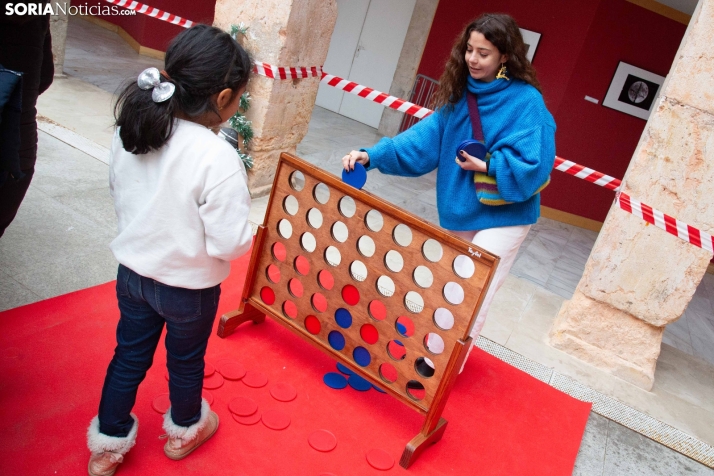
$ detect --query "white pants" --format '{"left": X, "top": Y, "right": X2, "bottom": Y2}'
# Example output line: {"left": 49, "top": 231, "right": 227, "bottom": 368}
{"left": 450, "top": 225, "right": 531, "bottom": 340}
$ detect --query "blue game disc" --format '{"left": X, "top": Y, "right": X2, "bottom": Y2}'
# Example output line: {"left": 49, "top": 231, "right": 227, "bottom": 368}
{"left": 456, "top": 139, "right": 488, "bottom": 162}
{"left": 396, "top": 322, "right": 407, "bottom": 335}
{"left": 342, "top": 162, "right": 367, "bottom": 189}
{"left": 328, "top": 331, "right": 346, "bottom": 351}
{"left": 353, "top": 347, "right": 371, "bottom": 367}
{"left": 348, "top": 374, "right": 372, "bottom": 392}
{"left": 323, "top": 372, "right": 348, "bottom": 389}
{"left": 372, "top": 385, "right": 386, "bottom": 394}
{"left": 336, "top": 362, "right": 355, "bottom": 376}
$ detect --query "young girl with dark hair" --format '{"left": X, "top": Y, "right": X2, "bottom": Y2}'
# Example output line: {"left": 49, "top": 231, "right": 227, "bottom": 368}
{"left": 343, "top": 13, "right": 555, "bottom": 364}
{"left": 87, "top": 25, "right": 253, "bottom": 476}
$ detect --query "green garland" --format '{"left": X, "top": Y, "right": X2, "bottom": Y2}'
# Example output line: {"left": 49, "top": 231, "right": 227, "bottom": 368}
{"left": 229, "top": 23, "right": 254, "bottom": 169}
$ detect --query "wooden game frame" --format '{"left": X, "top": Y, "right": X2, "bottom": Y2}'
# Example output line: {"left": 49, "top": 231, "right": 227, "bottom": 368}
{"left": 218, "top": 153, "right": 499, "bottom": 468}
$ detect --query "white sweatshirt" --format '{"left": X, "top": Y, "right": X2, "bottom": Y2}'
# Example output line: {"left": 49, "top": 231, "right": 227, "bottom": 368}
{"left": 109, "top": 119, "right": 252, "bottom": 289}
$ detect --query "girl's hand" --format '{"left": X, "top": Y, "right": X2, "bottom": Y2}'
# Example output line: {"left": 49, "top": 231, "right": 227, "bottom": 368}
{"left": 455, "top": 149, "right": 488, "bottom": 173}
{"left": 342, "top": 150, "right": 370, "bottom": 171}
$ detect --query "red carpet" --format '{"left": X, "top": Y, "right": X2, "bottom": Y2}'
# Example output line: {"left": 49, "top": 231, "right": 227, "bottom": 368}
{"left": 0, "top": 254, "right": 590, "bottom": 475}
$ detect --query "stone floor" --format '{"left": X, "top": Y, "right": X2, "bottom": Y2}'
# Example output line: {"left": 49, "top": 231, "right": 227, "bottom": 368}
{"left": 1, "top": 15, "right": 713, "bottom": 474}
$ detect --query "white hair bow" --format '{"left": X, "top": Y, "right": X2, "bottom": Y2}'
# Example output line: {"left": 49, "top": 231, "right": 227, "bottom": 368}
{"left": 137, "top": 67, "right": 175, "bottom": 103}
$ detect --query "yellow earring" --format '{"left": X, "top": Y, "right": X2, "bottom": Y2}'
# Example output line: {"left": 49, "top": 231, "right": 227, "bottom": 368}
{"left": 496, "top": 63, "right": 509, "bottom": 80}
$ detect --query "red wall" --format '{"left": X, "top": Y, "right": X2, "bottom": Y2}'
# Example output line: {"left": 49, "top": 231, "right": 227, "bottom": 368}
{"left": 417, "top": 0, "right": 686, "bottom": 222}
{"left": 71, "top": 0, "right": 216, "bottom": 52}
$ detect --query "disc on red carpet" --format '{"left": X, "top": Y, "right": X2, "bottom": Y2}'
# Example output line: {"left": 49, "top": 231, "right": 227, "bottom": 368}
{"left": 202, "top": 390, "right": 214, "bottom": 406}
{"left": 366, "top": 448, "right": 394, "bottom": 470}
{"left": 204, "top": 361, "right": 215, "bottom": 377}
{"left": 216, "top": 360, "right": 246, "bottom": 380}
{"left": 151, "top": 393, "right": 170, "bottom": 414}
{"left": 270, "top": 382, "right": 297, "bottom": 402}
{"left": 262, "top": 409, "right": 291, "bottom": 430}
{"left": 308, "top": 430, "right": 337, "bottom": 452}
{"left": 243, "top": 370, "right": 268, "bottom": 388}
{"left": 203, "top": 372, "right": 224, "bottom": 390}
{"left": 232, "top": 410, "right": 262, "bottom": 425}
{"left": 228, "top": 396, "right": 258, "bottom": 416}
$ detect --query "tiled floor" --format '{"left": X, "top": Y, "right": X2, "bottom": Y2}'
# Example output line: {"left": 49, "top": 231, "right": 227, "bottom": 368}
{"left": 1, "top": 15, "right": 713, "bottom": 474}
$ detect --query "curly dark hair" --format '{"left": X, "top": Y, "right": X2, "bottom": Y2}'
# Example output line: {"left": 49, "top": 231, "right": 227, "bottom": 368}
{"left": 432, "top": 13, "right": 541, "bottom": 110}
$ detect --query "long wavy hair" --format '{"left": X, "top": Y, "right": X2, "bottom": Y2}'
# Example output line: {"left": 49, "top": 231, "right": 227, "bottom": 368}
{"left": 432, "top": 13, "right": 541, "bottom": 110}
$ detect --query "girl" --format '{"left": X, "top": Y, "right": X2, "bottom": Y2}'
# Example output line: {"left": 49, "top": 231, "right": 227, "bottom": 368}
{"left": 343, "top": 13, "right": 556, "bottom": 365}
{"left": 87, "top": 25, "right": 253, "bottom": 476}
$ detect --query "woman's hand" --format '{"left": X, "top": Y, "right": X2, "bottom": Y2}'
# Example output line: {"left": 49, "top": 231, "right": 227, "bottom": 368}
{"left": 455, "top": 149, "right": 488, "bottom": 173}
{"left": 342, "top": 150, "right": 370, "bottom": 171}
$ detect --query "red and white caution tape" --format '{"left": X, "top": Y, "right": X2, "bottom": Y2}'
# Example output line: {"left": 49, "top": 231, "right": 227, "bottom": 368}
{"left": 253, "top": 63, "right": 323, "bottom": 80}
{"left": 319, "top": 72, "right": 434, "bottom": 119}
{"left": 554, "top": 156, "right": 621, "bottom": 191}
{"left": 103, "top": 0, "right": 193, "bottom": 28}
{"left": 617, "top": 192, "right": 713, "bottom": 252}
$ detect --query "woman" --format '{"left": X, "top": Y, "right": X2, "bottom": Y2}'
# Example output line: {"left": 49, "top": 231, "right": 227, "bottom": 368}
{"left": 342, "top": 13, "right": 556, "bottom": 360}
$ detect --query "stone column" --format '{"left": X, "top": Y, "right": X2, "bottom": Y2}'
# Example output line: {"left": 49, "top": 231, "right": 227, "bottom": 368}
{"left": 213, "top": 0, "right": 338, "bottom": 196}
{"left": 377, "top": 0, "right": 439, "bottom": 138}
{"left": 50, "top": 2, "right": 69, "bottom": 76}
{"left": 549, "top": 0, "right": 714, "bottom": 391}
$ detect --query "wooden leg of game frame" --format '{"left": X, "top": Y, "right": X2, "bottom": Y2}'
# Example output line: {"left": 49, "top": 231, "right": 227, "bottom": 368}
{"left": 400, "top": 417, "right": 449, "bottom": 468}
{"left": 217, "top": 301, "right": 266, "bottom": 338}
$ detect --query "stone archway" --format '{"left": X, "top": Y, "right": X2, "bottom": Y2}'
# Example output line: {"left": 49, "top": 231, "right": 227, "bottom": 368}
{"left": 549, "top": 0, "right": 714, "bottom": 390}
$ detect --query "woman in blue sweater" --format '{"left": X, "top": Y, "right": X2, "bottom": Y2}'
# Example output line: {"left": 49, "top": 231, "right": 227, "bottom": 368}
{"left": 342, "top": 13, "right": 556, "bottom": 359}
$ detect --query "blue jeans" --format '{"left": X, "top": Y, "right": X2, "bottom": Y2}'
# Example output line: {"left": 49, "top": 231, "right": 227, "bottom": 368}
{"left": 98, "top": 264, "right": 221, "bottom": 437}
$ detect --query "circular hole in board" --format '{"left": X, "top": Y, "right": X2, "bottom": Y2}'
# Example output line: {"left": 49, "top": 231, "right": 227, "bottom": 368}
{"left": 288, "top": 278, "right": 304, "bottom": 298}
{"left": 406, "top": 380, "right": 426, "bottom": 401}
{"left": 317, "top": 269, "right": 334, "bottom": 290}
{"left": 357, "top": 235, "right": 376, "bottom": 258}
{"left": 387, "top": 340, "right": 406, "bottom": 361}
{"left": 282, "top": 300, "right": 298, "bottom": 319}
{"left": 301, "top": 232, "right": 317, "bottom": 253}
{"left": 393, "top": 224, "right": 413, "bottom": 247}
{"left": 289, "top": 170, "right": 305, "bottom": 191}
{"left": 415, "top": 356, "right": 436, "bottom": 378}
{"left": 368, "top": 300, "right": 387, "bottom": 321}
{"left": 365, "top": 209, "right": 384, "bottom": 232}
{"left": 339, "top": 196, "right": 356, "bottom": 218}
{"left": 331, "top": 221, "right": 349, "bottom": 243}
{"left": 443, "top": 281, "right": 465, "bottom": 305}
{"left": 453, "top": 254, "right": 476, "bottom": 279}
{"left": 422, "top": 238, "right": 443, "bottom": 262}
{"left": 384, "top": 250, "right": 404, "bottom": 273}
{"left": 424, "top": 333, "right": 445, "bottom": 355}
{"left": 272, "top": 242, "right": 287, "bottom": 262}
{"left": 395, "top": 316, "right": 415, "bottom": 337}
{"left": 311, "top": 293, "right": 328, "bottom": 313}
{"left": 350, "top": 260, "right": 368, "bottom": 282}
{"left": 294, "top": 255, "right": 310, "bottom": 276}
{"left": 307, "top": 208, "right": 323, "bottom": 229}
{"left": 277, "top": 219, "right": 293, "bottom": 239}
{"left": 313, "top": 183, "right": 330, "bottom": 204}
{"left": 433, "top": 308, "right": 455, "bottom": 330}
{"left": 404, "top": 291, "right": 424, "bottom": 313}
{"left": 260, "top": 286, "right": 275, "bottom": 305}
{"left": 283, "top": 195, "right": 299, "bottom": 216}
{"left": 413, "top": 265, "right": 434, "bottom": 289}
{"left": 379, "top": 362, "right": 398, "bottom": 384}
{"left": 266, "top": 264, "right": 281, "bottom": 284}
{"left": 376, "top": 275, "right": 395, "bottom": 297}
{"left": 324, "top": 246, "right": 341, "bottom": 267}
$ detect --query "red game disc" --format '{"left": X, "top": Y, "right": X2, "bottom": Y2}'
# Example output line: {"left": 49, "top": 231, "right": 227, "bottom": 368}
{"left": 272, "top": 242, "right": 287, "bottom": 262}
{"left": 304, "top": 315, "right": 321, "bottom": 335}
{"left": 366, "top": 448, "right": 394, "bottom": 470}
{"left": 294, "top": 255, "right": 310, "bottom": 276}
{"left": 368, "top": 300, "right": 387, "bottom": 321}
{"left": 232, "top": 410, "right": 261, "bottom": 426}
{"left": 204, "top": 362, "right": 215, "bottom": 377}
{"left": 202, "top": 390, "right": 214, "bottom": 406}
{"left": 360, "top": 324, "right": 379, "bottom": 345}
{"left": 216, "top": 360, "right": 246, "bottom": 381}
{"left": 228, "top": 396, "right": 258, "bottom": 416}
{"left": 289, "top": 278, "right": 304, "bottom": 298}
{"left": 317, "top": 269, "right": 334, "bottom": 290}
{"left": 267, "top": 264, "right": 281, "bottom": 283}
{"left": 260, "top": 286, "right": 276, "bottom": 305}
{"left": 261, "top": 409, "right": 291, "bottom": 430}
{"left": 312, "top": 293, "right": 328, "bottom": 313}
{"left": 308, "top": 430, "right": 337, "bottom": 452}
{"left": 202, "top": 372, "right": 224, "bottom": 390}
{"left": 151, "top": 393, "right": 170, "bottom": 414}
{"left": 341, "top": 285, "right": 360, "bottom": 306}
{"left": 270, "top": 382, "right": 297, "bottom": 402}
{"left": 283, "top": 300, "right": 298, "bottom": 319}
{"left": 243, "top": 371, "right": 268, "bottom": 388}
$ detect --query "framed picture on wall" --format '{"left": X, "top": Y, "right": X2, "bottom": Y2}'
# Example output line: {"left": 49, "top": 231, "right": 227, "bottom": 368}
{"left": 602, "top": 62, "right": 666, "bottom": 120}
{"left": 519, "top": 28, "right": 541, "bottom": 62}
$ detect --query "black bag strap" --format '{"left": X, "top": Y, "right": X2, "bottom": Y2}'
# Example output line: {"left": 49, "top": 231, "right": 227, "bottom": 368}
{"left": 466, "top": 92, "right": 484, "bottom": 142}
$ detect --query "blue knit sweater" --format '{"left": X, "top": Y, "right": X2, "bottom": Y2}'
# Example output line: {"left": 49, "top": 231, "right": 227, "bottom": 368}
{"left": 365, "top": 76, "right": 556, "bottom": 231}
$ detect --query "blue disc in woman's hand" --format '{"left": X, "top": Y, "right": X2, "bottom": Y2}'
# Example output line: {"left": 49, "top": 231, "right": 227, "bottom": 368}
{"left": 342, "top": 162, "right": 367, "bottom": 189}
{"left": 456, "top": 140, "right": 487, "bottom": 162}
